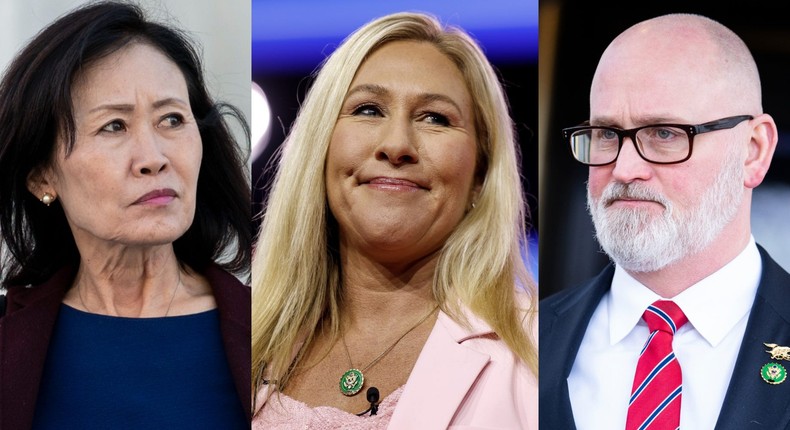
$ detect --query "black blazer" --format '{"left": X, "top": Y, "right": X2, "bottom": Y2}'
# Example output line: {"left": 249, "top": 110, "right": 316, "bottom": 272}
{"left": 0, "top": 264, "right": 251, "bottom": 429}
{"left": 540, "top": 246, "right": 790, "bottom": 430}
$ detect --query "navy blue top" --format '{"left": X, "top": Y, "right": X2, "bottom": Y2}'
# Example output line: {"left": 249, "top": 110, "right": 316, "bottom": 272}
{"left": 32, "top": 305, "right": 247, "bottom": 429}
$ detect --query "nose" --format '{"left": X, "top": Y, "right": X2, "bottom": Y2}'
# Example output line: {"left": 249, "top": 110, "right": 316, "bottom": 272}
{"left": 610, "top": 136, "right": 652, "bottom": 183}
{"left": 375, "top": 116, "right": 419, "bottom": 166}
{"left": 132, "top": 126, "right": 169, "bottom": 176}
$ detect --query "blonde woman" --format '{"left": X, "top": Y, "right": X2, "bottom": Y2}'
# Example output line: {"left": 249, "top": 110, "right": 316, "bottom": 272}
{"left": 252, "top": 12, "right": 536, "bottom": 429}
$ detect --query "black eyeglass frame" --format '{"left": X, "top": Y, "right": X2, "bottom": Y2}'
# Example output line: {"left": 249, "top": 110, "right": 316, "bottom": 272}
{"left": 562, "top": 115, "right": 754, "bottom": 166}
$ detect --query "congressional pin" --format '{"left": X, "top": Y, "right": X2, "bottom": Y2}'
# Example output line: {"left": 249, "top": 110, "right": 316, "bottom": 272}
{"left": 339, "top": 368, "right": 364, "bottom": 396}
{"left": 761, "top": 362, "right": 787, "bottom": 385}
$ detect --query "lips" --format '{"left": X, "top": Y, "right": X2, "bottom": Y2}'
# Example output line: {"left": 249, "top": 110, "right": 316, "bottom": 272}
{"left": 133, "top": 188, "right": 177, "bottom": 204}
{"left": 363, "top": 176, "right": 427, "bottom": 191}
{"left": 606, "top": 197, "right": 658, "bottom": 206}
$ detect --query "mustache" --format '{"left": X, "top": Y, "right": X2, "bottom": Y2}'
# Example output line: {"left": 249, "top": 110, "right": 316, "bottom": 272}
{"left": 600, "top": 182, "right": 671, "bottom": 209}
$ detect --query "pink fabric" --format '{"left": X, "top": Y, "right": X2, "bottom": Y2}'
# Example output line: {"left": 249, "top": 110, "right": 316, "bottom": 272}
{"left": 253, "top": 295, "right": 538, "bottom": 429}
{"left": 253, "top": 386, "right": 404, "bottom": 429}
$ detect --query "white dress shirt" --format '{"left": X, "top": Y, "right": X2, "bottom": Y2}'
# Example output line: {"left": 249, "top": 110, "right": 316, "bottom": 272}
{"left": 568, "top": 237, "right": 762, "bottom": 430}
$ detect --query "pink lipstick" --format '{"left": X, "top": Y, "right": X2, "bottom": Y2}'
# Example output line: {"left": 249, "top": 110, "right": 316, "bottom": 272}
{"left": 133, "top": 188, "right": 177, "bottom": 205}
{"left": 366, "top": 177, "right": 423, "bottom": 191}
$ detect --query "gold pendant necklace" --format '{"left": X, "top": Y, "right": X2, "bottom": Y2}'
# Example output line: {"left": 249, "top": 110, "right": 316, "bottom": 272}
{"left": 339, "top": 305, "right": 438, "bottom": 396}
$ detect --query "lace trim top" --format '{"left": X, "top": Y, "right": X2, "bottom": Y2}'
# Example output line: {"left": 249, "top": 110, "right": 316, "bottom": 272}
{"left": 252, "top": 385, "right": 405, "bottom": 430}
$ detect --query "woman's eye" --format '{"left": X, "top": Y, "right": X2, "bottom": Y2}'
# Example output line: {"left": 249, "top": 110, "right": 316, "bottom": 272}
{"left": 352, "top": 104, "right": 382, "bottom": 117}
{"left": 100, "top": 120, "right": 126, "bottom": 133}
{"left": 160, "top": 113, "right": 184, "bottom": 128}
{"left": 424, "top": 112, "right": 450, "bottom": 126}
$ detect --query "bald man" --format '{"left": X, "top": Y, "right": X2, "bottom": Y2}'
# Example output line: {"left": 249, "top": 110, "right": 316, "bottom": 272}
{"left": 540, "top": 14, "right": 790, "bottom": 430}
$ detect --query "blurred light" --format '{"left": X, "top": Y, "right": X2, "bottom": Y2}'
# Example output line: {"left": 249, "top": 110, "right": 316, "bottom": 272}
{"left": 251, "top": 82, "right": 272, "bottom": 161}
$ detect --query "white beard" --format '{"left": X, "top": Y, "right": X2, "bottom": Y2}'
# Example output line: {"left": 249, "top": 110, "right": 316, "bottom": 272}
{"left": 587, "top": 148, "right": 744, "bottom": 273}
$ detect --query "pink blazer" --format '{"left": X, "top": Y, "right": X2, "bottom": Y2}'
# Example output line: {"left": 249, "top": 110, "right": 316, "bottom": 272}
{"left": 254, "top": 303, "right": 538, "bottom": 429}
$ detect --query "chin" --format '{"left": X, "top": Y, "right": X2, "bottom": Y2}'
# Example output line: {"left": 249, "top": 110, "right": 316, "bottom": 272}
{"left": 119, "top": 221, "right": 192, "bottom": 247}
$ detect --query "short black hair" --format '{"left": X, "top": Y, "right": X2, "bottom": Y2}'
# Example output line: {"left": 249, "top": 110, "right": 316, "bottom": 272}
{"left": 0, "top": 1, "right": 251, "bottom": 286}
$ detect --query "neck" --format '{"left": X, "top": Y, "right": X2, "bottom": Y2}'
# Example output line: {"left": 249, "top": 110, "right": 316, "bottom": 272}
{"left": 339, "top": 245, "right": 439, "bottom": 333}
{"left": 69, "top": 243, "right": 183, "bottom": 317}
{"left": 627, "top": 217, "right": 752, "bottom": 298}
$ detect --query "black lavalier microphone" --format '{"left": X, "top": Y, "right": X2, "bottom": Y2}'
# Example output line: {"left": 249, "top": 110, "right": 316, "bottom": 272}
{"left": 355, "top": 386, "right": 381, "bottom": 416}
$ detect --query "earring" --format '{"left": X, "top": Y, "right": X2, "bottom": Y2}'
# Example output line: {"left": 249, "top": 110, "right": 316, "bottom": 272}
{"left": 41, "top": 193, "right": 56, "bottom": 206}
{"left": 471, "top": 202, "right": 477, "bottom": 209}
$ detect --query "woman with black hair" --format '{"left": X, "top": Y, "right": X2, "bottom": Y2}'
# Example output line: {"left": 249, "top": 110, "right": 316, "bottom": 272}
{"left": 0, "top": 2, "right": 251, "bottom": 428}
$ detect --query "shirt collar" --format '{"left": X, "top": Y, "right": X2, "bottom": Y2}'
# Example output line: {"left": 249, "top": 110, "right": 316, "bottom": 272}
{"left": 609, "top": 237, "right": 761, "bottom": 347}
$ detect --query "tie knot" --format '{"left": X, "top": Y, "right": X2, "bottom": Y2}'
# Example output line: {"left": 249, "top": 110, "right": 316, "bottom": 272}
{"left": 643, "top": 300, "right": 687, "bottom": 334}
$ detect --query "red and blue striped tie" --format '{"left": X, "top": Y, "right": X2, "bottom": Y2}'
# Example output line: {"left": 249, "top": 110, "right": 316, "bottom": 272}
{"left": 626, "top": 300, "right": 688, "bottom": 430}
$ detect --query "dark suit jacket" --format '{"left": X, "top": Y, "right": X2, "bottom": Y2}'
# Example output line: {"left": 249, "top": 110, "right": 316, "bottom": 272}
{"left": 540, "top": 246, "right": 790, "bottom": 430}
{"left": 0, "top": 264, "right": 251, "bottom": 429}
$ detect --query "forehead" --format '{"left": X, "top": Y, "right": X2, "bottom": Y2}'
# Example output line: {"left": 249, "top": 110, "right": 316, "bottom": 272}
{"left": 72, "top": 43, "right": 188, "bottom": 108}
{"left": 351, "top": 40, "right": 472, "bottom": 106}
{"left": 589, "top": 30, "right": 729, "bottom": 124}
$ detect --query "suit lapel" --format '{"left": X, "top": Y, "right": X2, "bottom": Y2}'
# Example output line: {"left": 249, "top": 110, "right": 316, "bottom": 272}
{"left": 539, "top": 264, "right": 614, "bottom": 430}
{"left": 715, "top": 248, "right": 790, "bottom": 429}
{"left": 387, "top": 310, "right": 491, "bottom": 429}
{"left": 203, "top": 265, "right": 252, "bottom": 421}
{"left": 0, "top": 266, "right": 74, "bottom": 430}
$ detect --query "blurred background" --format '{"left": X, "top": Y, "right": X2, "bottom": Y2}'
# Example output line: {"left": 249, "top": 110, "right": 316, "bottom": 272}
{"left": 539, "top": 0, "right": 790, "bottom": 298}
{"left": 251, "top": 0, "right": 539, "bottom": 276}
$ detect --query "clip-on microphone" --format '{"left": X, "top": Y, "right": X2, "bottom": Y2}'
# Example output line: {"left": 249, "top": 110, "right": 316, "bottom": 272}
{"left": 355, "top": 386, "right": 380, "bottom": 416}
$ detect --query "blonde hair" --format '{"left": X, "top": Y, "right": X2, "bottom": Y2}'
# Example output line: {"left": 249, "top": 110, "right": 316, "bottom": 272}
{"left": 251, "top": 12, "right": 536, "bottom": 397}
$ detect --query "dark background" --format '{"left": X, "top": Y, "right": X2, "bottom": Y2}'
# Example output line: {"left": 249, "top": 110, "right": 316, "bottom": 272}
{"left": 539, "top": 0, "right": 790, "bottom": 298}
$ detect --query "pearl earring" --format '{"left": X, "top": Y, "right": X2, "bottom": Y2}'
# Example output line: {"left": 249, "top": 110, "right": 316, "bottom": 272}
{"left": 41, "top": 193, "right": 56, "bottom": 206}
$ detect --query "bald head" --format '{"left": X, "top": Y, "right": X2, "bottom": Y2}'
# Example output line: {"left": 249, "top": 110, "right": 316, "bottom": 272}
{"left": 591, "top": 14, "right": 762, "bottom": 124}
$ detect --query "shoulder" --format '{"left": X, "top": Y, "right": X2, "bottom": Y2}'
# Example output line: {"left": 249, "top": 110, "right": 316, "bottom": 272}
{"left": 754, "top": 245, "right": 790, "bottom": 321}
{"left": 437, "top": 303, "right": 533, "bottom": 378}
{"left": 201, "top": 264, "right": 250, "bottom": 327}
{"left": 540, "top": 263, "right": 613, "bottom": 322}
{"left": 431, "top": 304, "right": 537, "bottom": 429}
{"left": 202, "top": 264, "right": 250, "bottom": 301}
{"left": 3, "top": 266, "right": 75, "bottom": 315}
{"left": 756, "top": 244, "right": 790, "bottom": 287}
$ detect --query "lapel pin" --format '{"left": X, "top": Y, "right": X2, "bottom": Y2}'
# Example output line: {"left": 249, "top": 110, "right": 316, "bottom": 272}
{"left": 761, "top": 362, "right": 787, "bottom": 385}
{"left": 765, "top": 343, "right": 790, "bottom": 360}
{"left": 762, "top": 343, "right": 790, "bottom": 384}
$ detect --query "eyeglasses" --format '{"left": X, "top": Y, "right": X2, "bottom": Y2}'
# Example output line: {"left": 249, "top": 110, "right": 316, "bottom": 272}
{"left": 563, "top": 115, "right": 753, "bottom": 166}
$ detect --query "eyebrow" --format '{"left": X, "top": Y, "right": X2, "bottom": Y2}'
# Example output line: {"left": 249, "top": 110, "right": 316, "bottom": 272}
{"left": 345, "top": 83, "right": 464, "bottom": 114}
{"left": 88, "top": 97, "right": 189, "bottom": 114}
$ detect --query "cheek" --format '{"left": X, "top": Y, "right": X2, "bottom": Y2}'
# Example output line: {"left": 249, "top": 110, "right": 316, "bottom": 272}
{"left": 587, "top": 167, "right": 611, "bottom": 197}
{"left": 187, "top": 137, "right": 203, "bottom": 181}
{"left": 53, "top": 154, "right": 109, "bottom": 197}
{"left": 326, "top": 123, "right": 365, "bottom": 183}
{"left": 427, "top": 138, "right": 478, "bottom": 191}
{"left": 325, "top": 126, "right": 352, "bottom": 210}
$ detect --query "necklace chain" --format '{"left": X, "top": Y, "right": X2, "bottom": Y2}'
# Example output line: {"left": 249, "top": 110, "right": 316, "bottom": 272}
{"left": 78, "top": 271, "right": 182, "bottom": 317}
{"left": 342, "top": 304, "right": 439, "bottom": 374}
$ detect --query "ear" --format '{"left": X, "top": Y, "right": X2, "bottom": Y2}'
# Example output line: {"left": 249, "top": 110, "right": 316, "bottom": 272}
{"left": 26, "top": 166, "right": 56, "bottom": 201}
{"left": 469, "top": 178, "right": 483, "bottom": 210}
{"left": 744, "top": 113, "right": 778, "bottom": 189}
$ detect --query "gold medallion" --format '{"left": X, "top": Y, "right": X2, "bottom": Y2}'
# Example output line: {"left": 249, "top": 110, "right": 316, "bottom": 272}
{"left": 761, "top": 362, "right": 787, "bottom": 384}
{"left": 339, "top": 368, "right": 364, "bottom": 396}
